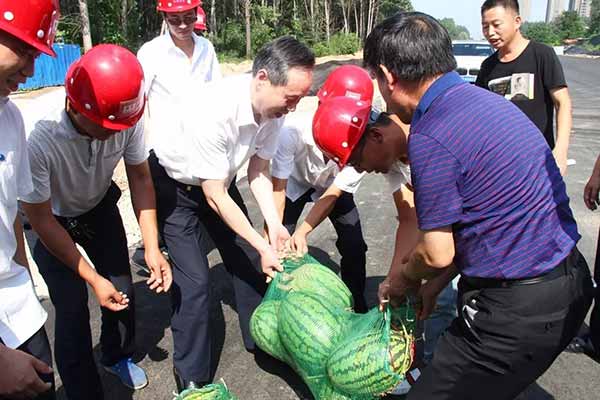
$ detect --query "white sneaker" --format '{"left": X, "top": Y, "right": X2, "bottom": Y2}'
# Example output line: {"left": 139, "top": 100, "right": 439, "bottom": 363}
{"left": 389, "top": 368, "right": 421, "bottom": 395}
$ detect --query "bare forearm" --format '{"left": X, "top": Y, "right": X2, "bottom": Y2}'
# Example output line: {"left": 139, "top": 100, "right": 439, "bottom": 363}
{"left": 273, "top": 190, "right": 287, "bottom": 223}
{"left": 206, "top": 192, "right": 269, "bottom": 254}
{"left": 555, "top": 101, "right": 572, "bottom": 154}
{"left": 129, "top": 177, "right": 160, "bottom": 252}
{"left": 302, "top": 187, "right": 341, "bottom": 234}
{"left": 250, "top": 171, "right": 280, "bottom": 228}
{"left": 13, "top": 214, "right": 29, "bottom": 268}
{"left": 26, "top": 214, "right": 100, "bottom": 285}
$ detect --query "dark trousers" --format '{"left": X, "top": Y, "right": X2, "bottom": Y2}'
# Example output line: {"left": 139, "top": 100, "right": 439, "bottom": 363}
{"left": 0, "top": 328, "right": 55, "bottom": 400}
{"left": 34, "top": 183, "right": 135, "bottom": 400}
{"left": 408, "top": 247, "right": 593, "bottom": 400}
{"left": 149, "top": 153, "right": 266, "bottom": 383}
{"left": 283, "top": 189, "right": 368, "bottom": 312}
{"left": 590, "top": 230, "right": 600, "bottom": 352}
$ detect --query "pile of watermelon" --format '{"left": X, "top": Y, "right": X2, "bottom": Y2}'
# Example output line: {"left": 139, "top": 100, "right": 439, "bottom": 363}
{"left": 172, "top": 381, "right": 238, "bottom": 400}
{"left": 250, "top": 253, "right": 415, "bottom": 399}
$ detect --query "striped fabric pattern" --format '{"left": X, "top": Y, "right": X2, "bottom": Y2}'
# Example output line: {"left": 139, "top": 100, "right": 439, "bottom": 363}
{"left": 408, "top": 73, "right": 579, "bottom": 279}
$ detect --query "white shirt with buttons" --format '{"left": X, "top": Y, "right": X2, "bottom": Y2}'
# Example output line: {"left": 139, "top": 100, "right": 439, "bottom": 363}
{"left": 137, "top": 32, "right": 221, "bottom": 153}
{"left": 271, "top": 111, "right": 366, "bottom": 202}
{"left": 22, "top": 108, "right": 147, "bottom": 217}
{"left": 163, "top": 74, "right": 284, "bottom": 187}
{"left": 0, "top": 97, "right": 47, "bottom": 349}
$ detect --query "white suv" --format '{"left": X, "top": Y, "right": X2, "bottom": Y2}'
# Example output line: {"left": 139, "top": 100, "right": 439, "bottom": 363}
{"left": 452, "top": 40, "right": 494, "bottom": 83}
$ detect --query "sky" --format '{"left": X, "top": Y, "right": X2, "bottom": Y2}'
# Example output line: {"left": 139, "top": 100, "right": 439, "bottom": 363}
{"left": 412, "top": 0, "right": 567, "bottom": 40}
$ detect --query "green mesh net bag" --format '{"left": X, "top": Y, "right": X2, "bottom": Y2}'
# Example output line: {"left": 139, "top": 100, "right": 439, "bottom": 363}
{"left": 326, "top": 305, "right": 416, "bottom": 397}
{"left": 172, "top": 380, "right": 238, "bottom": 400}
{"left": 250, "top": 252, "right": 416, "bottom": 399}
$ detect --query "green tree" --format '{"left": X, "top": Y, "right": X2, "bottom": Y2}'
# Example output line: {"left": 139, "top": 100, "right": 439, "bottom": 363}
{"left": 589, "top": 0, "right": 600, "bottom": 36}
{"left": 554, "top": 10, "right": 586, "bottom": 40}
{"left": 440, "top": 18, "right": 471, "bottom": 40}
{"left": 379, "top": 0, "right": 413, "bottom": 19}
{"left": 521, "top": 21, "right": 560, "bottom": 45}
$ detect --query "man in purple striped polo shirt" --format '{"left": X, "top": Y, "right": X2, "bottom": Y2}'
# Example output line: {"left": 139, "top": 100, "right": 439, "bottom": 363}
{"left": 359, "top": 12, "right": 593, "bottom": 399}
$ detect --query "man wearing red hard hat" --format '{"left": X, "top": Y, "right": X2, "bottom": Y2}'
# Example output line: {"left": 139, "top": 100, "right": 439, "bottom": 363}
{"left": 133, "top": 0, "right": 220, "bottom": 275}
{"left": 21, "top": 44, "right": 172, "bottom": 399}
{"left": 194, "top": 6, "right": 207, "bottom": 35}
{"left": 0, "top": 1, "right": 59, "bottom": 398}
{"left": 270, "top": 65, "right": 374, "bottom": 313}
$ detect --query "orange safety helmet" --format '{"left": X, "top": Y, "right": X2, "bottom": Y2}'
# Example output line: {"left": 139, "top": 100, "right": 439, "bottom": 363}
{"left": 317, "top": 65, "right": 374, "bottom": 103}
{"left": 313, "top": 96, "right": 380, "bottom": 168}
{"left": 65, "top": 44, "right": 146, "bottom": 131}
{"left": 157, "top": 0, "right": 202, "bottom": 13}
{"left": 0, "top": 0, "right": 60, "bottom": 56}
{"left": 194, "top": 7, "right": 207, "bottom": 31}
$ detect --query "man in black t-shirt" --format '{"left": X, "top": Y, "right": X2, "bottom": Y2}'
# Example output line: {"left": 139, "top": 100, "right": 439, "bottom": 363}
{"left": 477, "top": 0, "right": 572, "bottom": 175}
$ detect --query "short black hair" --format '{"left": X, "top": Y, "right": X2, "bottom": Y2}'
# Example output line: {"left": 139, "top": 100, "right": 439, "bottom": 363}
{"left": 252, "top": 36, "right": 315, "bottom": 86}
{"left": 481, "top": 0, "right": 520, "bottom": 15}
{"left": 363, "top": 12, "right": 456, "bottom": 83}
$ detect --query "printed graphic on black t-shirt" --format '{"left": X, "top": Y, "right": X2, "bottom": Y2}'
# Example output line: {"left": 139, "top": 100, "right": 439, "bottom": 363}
{"left": 487, "top": 73, "right": 535, "bottom": 102}
{"left": 476, "top": 41, "right": 567, "bottom": 149}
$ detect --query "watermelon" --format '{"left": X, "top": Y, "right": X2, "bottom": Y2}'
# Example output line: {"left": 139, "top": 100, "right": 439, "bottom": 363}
{"left": 278, "top": 291, "right": 350, "bottom": 377}
{"left": 285, "top": 263, "right": 353, "bottom": 310}
{"left": 326, "top": 329, "right": 412, "bottom": 396}
{"left": 249, "top": 300, "right": 293, "bottom": 365}
{"left": 173, "top": 382, "right": 238, "bottom": 400}
{"left": 317, "top": 382, "right": 356, "bottom": 400}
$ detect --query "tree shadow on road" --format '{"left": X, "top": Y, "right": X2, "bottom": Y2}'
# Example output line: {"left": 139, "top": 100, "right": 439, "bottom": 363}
{"left": 515, "top": 383, "right": 556, "bottom": 400}
{"left": 309, "top": 58, "right": 363, "bottom": 96}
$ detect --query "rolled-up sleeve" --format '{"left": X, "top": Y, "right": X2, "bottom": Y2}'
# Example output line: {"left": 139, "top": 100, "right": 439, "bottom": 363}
{"left": 21, "top": 134, "right": 50, "bottom": 204}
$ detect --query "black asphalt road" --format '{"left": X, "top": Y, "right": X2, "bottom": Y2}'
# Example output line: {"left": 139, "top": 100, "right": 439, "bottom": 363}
{"left": 43, "top": 55, "right": 600, "bottom": 399}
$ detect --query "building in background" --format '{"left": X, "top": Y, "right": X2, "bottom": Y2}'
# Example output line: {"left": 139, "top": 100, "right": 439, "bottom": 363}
{"left": 578, "top": 0, "right": 592, "bottom": 18}
{"left": 547, "top": 0, "right": 566, "bottom": 22}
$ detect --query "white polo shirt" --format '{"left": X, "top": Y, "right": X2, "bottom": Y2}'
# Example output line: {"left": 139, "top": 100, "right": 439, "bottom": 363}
{"left": 162, "top": 74, "right": 284, "bottom": 186}
{"left": 0, "top": 97, "right": 47, "bottom": 349}
{"left": 271, "top": 111, "right": 366, "bottom": 202}
{"left": 386, "top": 160, "right": 412, "bottom": 194}
{"left": 21, "top": 108, "right": 147, "bottom": 217}
{"left": 137, "top": 32, "right": 221, "bottom": 152}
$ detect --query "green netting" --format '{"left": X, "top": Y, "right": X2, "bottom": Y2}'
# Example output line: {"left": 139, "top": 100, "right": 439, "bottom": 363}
{"left": 326, "top": 307, "right": 415, "bottom": 397}
{"left": 250, "top": 253, "right": 416, "bottom": 399}
{"left": 172, "top": 380, "right": 238, "bottom": 400}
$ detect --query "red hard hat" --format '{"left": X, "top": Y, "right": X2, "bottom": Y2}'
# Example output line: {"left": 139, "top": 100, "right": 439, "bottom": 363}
{"left": 65, "top": 44, "right": 146, "bottom": 131}
{"left": 317, "top": 65, "right": 374, "bottom": 103}
{"left": 313, "top": 96, "right": 375, "bottom": 168}
{"left": 157, "top": 0, "right": 202, "bottom": 13}
{"left": 0, "top": 0, "right": 60, "bottom": 57}
{"left": 194, "top": 7, "right": 207, "bottom": 31}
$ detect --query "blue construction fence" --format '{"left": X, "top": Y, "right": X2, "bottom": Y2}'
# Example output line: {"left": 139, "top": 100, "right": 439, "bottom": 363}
{"left": 19, "top": 43, "right": 81, "bottom": 91}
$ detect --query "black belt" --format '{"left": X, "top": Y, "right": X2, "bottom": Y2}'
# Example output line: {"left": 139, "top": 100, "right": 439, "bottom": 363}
{"left": 462, "top": 260, "right": 571, "bottom": 289}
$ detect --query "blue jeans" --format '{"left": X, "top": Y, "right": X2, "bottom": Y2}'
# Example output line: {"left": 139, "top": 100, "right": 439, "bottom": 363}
{"left": 423, "top": 276, "right": 459, "bottom": 364}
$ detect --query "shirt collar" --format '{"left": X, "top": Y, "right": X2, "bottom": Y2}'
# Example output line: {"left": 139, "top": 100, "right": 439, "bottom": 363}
{"left": 165, "top": 32, "right": 204, "bottom": 61}
{"left": 58, "top": 109, "right": 91, "bottom": 140}
{"left": 237, "top": 74, "right": 258, "bottom": 127}
{"left": 411, "top": 71, "right": 464, "bottom": 127}
{"left": 0, "top": 96, "right": 8, "bottom": 113}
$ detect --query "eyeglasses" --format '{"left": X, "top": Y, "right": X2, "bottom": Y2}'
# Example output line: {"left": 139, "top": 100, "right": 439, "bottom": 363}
{"left": 165, "top": 14, "right": 197, "bottom": 26}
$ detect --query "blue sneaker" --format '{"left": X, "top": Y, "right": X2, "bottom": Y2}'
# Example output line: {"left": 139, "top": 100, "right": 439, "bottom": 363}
{"left": 103, "top": 358, "right": 148, "bottom": 390}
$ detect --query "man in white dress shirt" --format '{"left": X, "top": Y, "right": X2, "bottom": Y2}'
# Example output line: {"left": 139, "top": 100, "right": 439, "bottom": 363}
{"left": 150, "top": 36, "right": 314, "bottom": 391}
{"left": 0, "top": 1, "right": 59, "bottom": 398}
{"left": 133, "top": 0, "right": 221, "bottom": 271}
